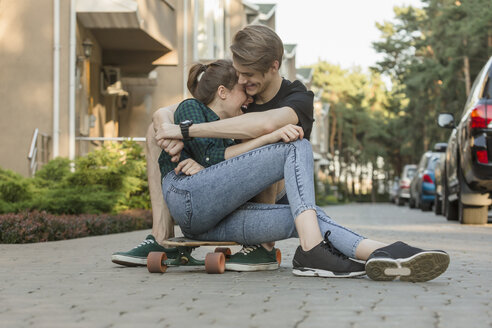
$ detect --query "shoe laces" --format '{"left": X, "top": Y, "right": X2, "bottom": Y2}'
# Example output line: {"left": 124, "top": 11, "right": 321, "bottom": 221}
{"left": 133, "top": 239, "right": 154, "bottom": 249}
{"left": 238, "top": 245, "right": 260, "bottom": 255}
{"left": 321, "top": 231, "right": 348, "bottom": 260}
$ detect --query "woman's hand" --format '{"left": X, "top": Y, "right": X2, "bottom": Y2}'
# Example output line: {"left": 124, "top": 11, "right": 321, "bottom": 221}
{"left": 174, "top": 159, "right": 205, "bottom": 176}
{"left": 268, "top": 124, "right": 304, "bottom": 143}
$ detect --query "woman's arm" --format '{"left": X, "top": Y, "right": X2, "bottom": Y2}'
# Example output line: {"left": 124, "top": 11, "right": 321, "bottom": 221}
{"left": 224, "top": 124, "right": 303, "bottom": 159}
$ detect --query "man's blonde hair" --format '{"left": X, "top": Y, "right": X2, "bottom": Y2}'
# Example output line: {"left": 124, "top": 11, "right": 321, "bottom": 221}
{"left": 230, "top": 25, "right": 284, "bottom": 73}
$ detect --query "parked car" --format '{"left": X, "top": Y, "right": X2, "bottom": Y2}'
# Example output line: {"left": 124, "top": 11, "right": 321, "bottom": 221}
{"left": 396, "top": 164, "right": 416, "bottom": 206}
{"left": 409, "top": 144, "right": 447, "bottom": 211}
{"left": 434, "top": 144, "right": 447, "bottom": 215}
{"left": 437, "top": 55, "right": 492, "bottom": 224}
{"left": 389, "top": 177, "right": 400, "bottom": 203}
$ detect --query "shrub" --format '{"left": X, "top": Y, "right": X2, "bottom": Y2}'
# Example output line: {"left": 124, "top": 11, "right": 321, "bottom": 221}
{"left": 0, "top": 210, "right": 152, "bottom": 244}
{"left": 34, "top": 157, "right": 71, "bottom": 183}
{"left": 0, "top": 140, "right": 150, "bottom": 215}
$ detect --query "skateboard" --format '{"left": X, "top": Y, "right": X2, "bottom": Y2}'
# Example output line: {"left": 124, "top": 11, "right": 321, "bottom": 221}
{"left": 147, "top": 237, "right": 281, "bottom": 274}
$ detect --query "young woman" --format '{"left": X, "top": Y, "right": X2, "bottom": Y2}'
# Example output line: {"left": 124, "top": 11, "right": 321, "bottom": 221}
{"left": 157, "top": 59, "right": 450, "bottom": 281}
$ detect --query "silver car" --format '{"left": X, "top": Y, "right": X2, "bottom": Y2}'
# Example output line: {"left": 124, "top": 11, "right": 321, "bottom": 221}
{"left": 397, "top": 164, "right": 417, "bottom": 206}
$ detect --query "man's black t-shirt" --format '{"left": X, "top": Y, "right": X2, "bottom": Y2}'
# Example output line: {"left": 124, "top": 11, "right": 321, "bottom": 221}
{"left": 243, "top": 79, "right": 314, "bottom": 140}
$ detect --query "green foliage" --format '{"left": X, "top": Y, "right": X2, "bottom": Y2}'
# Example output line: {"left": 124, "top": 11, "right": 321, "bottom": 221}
{"left": 0, "top": 141, "right": 150, "bottom": 215}
{"left": 372, "top": 0, "right": 492, "bottom": 172}
{"left": 34, "top": 157, "right": 71, "bottom": 183}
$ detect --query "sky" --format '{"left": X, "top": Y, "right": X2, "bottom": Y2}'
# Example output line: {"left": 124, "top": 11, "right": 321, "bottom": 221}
{"left": 253, "top": 0, "right": 422, "bottom": 70}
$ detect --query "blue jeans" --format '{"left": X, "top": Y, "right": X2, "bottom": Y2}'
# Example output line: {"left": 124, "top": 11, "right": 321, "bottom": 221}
{"left": 162, "top": 139, "right": 365, "bottom": 258}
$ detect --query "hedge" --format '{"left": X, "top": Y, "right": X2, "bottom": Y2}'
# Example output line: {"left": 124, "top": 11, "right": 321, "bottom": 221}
{"left": 0, "top": 210, "right": 152, "bottom": 244}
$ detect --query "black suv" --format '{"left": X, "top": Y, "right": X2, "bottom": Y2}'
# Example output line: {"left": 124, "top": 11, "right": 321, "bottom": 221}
{"left": 438, "top": 56, "right": 492, "bottom": 224}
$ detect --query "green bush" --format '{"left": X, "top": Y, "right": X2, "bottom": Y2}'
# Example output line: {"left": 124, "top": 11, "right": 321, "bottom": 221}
{"left": 0, "top": 141, "right": 150, "bottom": 215}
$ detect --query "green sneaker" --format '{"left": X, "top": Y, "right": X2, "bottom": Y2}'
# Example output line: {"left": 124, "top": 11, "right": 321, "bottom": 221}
{"left": 111, "top": 235, "right": 178, "bottom": 267}
{"left": 225, "top": 245, "right": 280, "bottom": 272}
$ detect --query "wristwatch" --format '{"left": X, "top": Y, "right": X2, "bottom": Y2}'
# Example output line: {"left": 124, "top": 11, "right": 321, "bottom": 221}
{"left": 179, "top": 120, "right": 193, "bottom": 141}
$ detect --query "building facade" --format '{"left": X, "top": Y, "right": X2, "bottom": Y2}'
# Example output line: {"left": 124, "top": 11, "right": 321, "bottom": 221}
{"left": 0, "top": 0, "right": 308, "bottom": 176}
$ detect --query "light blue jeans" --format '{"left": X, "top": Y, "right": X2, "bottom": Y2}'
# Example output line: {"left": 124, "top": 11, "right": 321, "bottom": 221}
{"left": 162, "top": 139, "right": 365, "bottom": 258}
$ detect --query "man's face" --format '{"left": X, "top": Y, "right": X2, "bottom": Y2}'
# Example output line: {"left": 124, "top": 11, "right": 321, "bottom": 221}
{"left": 232, "top": 60, "right": 272, "bottom": 97}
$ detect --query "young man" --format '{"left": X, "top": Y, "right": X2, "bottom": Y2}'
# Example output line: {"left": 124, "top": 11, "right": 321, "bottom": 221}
{"left": 112, "top": 25, "right": 315, "bottom": 272}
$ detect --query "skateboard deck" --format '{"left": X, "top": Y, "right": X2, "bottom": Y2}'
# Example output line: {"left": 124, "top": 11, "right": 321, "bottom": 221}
{"left": 160, "top": 237, "right": 239, "bottom": 247}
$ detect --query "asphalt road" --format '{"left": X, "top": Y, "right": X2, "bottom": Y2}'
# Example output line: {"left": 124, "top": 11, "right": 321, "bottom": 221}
{"left": 1, "top": 203, "right": 491, "bottom": 328}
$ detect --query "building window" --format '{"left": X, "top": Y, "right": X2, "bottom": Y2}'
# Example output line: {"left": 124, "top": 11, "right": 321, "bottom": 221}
{"left": 194, "top": 0, "right": 225, "bottom": 60}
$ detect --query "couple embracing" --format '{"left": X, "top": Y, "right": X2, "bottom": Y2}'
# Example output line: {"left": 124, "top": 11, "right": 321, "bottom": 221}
{"left": 112, "top": 25, "right": 449, "bottom": 282}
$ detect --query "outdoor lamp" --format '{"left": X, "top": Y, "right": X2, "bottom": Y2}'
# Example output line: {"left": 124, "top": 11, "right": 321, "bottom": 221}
{"left": 82, "top": 39, "right": 93, "bottom": 59}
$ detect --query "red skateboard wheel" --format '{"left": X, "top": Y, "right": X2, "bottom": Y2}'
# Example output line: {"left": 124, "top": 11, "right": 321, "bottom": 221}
{"left": 147, "top": 252, "right": 168, "bottom": 273}
{"left": 205, "top": 252, "right": 225, "bottom": 274}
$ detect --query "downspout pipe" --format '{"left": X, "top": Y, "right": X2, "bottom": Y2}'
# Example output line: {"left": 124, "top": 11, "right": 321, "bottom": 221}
{"left": 68, "top": 0, "right": 76, "bottom": 161}
{"left": 183, "top": 0, "right": 188, "bottom": 99}
{"left": 52, "top": 0, "right": 60, "bottom": 158}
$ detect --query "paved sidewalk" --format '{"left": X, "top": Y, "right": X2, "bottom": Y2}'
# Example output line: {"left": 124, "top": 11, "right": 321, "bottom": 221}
{"left": 1, "top": 204, "right": 491, "bottom": 327}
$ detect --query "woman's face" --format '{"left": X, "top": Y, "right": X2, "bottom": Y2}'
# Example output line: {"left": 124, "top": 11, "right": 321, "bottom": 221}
{"left": 224, "top": 83, "right": 248, "bottom": 117}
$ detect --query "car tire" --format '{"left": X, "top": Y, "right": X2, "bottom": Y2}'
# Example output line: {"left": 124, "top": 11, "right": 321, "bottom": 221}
{"left": 397, "top": 197, "right": 405, "bottom": 206}
{"left": 444, "top": 165, "right": 458, "bottom": 220}
{"left": 409, "top": 197, "right": 416, "bottom": 209}
{"left": 421, "top": 201, "right": 432, "bottom": 212}
{"left": 434, "top": 196, "right": 442, "bottom": 215}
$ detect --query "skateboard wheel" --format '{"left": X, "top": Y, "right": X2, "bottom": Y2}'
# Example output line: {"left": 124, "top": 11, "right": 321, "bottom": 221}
{"left": 205, "top": 252, "right": 225, "bottom": 274}
{"left": 147, "top": 252, "right": 168, "bottom": 273}
{"left": 276, "top": 248, "right": 282, "bottom": 265}
{"left": 214, "top": 247, "right": 231, "bottom": 256}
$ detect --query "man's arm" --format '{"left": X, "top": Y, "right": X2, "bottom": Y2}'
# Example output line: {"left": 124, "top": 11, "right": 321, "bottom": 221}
{"left": 153, "top": 103, "right": 179, "bottom": 128}
{"left": 152, "top": 104, "right": 183, "bottom": 161}
{"left": 157, "top": 106, "right": 299, "bottom": 140}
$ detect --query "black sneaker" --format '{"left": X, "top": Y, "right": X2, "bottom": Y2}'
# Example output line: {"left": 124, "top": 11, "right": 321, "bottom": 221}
{"left": 365, "top": 241, "right": 450, "bottom": 282}
{"left": 111, "top": 235, "right": 178, "bottom": 267}
{"left": 292, "top": 231, "right": 366, "bottom": 278}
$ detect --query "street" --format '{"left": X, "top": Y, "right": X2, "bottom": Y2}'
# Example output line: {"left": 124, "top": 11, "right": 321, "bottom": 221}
{"left": 1, "top": 203, "right": 491, "bottom": 328}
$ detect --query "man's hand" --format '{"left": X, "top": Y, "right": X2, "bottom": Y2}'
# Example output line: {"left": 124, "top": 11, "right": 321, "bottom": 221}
{"left": 268, "top": 124, "right": 304, "bottom": 143}
{"left": 155, "top": 123, "right": 184, "bottom": 162}
{"left": 174, "top": 159, "right": 204, "bottom": 175}
{"left": 157, "top": 139, "right": 184, "bottom": 162}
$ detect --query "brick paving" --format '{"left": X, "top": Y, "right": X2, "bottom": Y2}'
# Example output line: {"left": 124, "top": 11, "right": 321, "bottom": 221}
{"left": 1, "top": 203, "right": 491, "bottom": 327}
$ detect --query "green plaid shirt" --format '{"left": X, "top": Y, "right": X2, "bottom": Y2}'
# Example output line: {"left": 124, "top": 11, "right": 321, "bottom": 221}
{"left": 158, "top": 99, "right": 237, "bottom": 178}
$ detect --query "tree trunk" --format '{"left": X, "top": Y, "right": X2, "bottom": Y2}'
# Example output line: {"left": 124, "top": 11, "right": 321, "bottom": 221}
{"left": 463, "top": 38, "right": 471, "bottom": 97}
{"left": 329, "top": 110, "right": 337, "bottom": 158}
{"left": 371, "top": 163, "right": 377, "bottom": 203}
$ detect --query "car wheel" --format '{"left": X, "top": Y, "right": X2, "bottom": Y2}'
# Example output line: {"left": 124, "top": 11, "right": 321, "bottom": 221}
{"left": 421, "top": 201, "right": 432, "bottom": 212}
{"left": 444, "top": 168, "right": 458, "bottom": 220}
{"left": 409, "top": 196, "right": 416, "bottom": 209}
{"left": 434, "top": 196, "right": 442, "bottom": 215}
{"left": 397, "top": 197, "right": 404, "bottom": 206}
{"left": 441, "top": 186, "right": 447, "bottom": 216}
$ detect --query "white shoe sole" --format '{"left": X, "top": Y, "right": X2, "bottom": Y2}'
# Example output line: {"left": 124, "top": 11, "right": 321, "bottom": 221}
{"left": 292, "top": 268, "right": 366, "bottom": 278}
{"left": 111, "top": 254, "right": 147, "bottom": 267}
{"left": 365, "top": 251, "right": 450, "bottom": 282}
{"left": 225, "top": 262, "right": 279, "bottom": 272}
